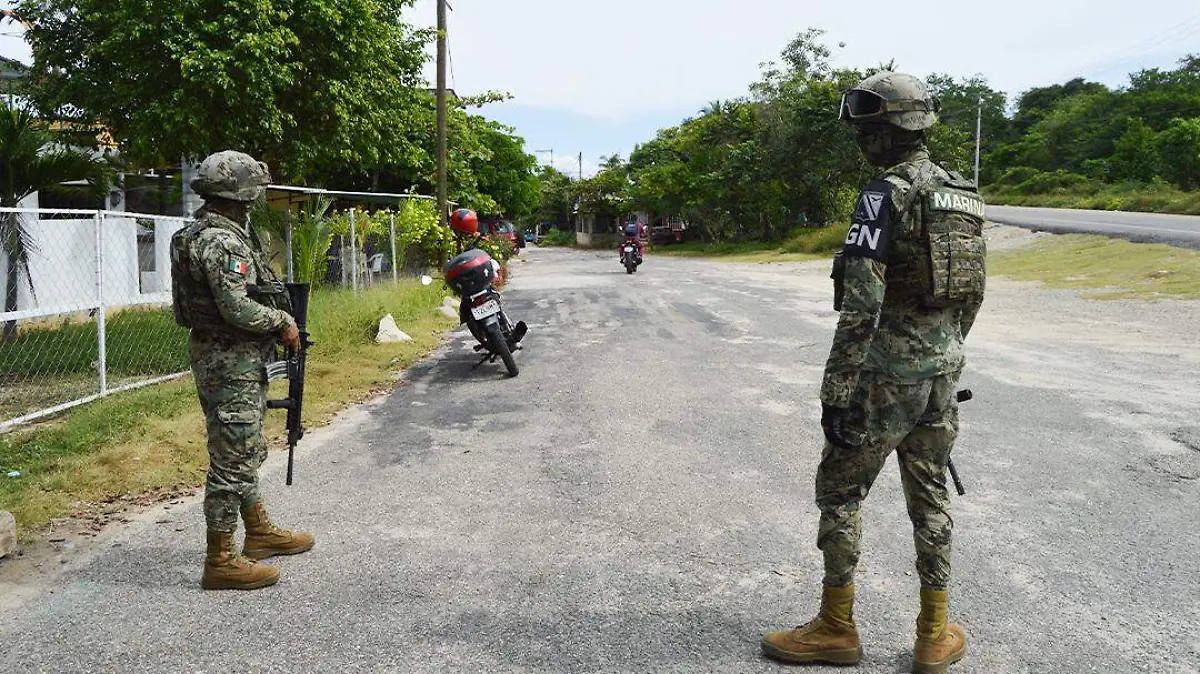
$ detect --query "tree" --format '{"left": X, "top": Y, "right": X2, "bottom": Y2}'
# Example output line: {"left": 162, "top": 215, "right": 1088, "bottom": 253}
{"left": 0, "top": 104, "right": 112, "bottom": 340}
{"left": 18, "top": 0, "right": 433, "bottom": 182}
{"left": 924, "top": 74, "right": 1011, "bottom": 181}
{"left": 531, "top": 166, "right": 574, "bottom": 229}
{"left": 464, "top": 119, "right": 540, "bottom": 220}
{"left": 1157, "top": 118, "right": 1200, "bottom": 190}
{"left": 1010, "top": 78, "right": 1108, "bottom": 135}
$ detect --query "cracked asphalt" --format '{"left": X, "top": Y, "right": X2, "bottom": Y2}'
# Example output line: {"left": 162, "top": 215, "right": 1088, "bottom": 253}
{"left": 2, "top": 238, "right": 1198, "bottom": 673}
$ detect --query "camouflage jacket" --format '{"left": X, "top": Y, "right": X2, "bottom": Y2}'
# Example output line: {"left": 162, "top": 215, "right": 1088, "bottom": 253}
{"left": 173, "top": 208, "right": 293, "bottom": 374}
{"left": 820, "top": 151, "right": 985, "bottom": 408}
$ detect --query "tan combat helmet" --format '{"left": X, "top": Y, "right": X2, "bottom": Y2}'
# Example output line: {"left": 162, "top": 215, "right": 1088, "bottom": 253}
{"left": 839, "top": 72, "right": 939, "bottom": 131}
{"left": 191, "top": 150, "right": 272, "bottom": 202}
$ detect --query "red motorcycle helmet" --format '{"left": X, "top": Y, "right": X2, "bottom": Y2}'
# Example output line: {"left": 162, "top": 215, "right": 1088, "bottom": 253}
{"left": 449, "top": 208, "right": 479, "bottom": 236}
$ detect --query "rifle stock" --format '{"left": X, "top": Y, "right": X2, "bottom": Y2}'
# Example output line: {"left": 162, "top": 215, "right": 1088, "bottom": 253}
{"left": 267, "top": 283, "right": 313, "bottom": 486}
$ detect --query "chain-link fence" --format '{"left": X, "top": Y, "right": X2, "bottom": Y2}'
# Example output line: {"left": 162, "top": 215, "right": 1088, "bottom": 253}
{"left": 0, "top": 208, "right": 191, "bottom": 431}
{"left": 1, "top": 195, "right": 460, "bottom": 432}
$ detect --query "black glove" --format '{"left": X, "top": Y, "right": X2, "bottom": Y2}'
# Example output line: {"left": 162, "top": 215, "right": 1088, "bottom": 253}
{"left": 821, "top": 403, "right": 859, "bottom": 450}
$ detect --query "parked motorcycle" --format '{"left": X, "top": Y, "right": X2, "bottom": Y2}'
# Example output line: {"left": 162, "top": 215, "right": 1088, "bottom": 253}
{"left": 443, "top": 248, "right": 527, "bottom": 377}
{"left": 620, "top": 238, "right": 642, "bottom": 274}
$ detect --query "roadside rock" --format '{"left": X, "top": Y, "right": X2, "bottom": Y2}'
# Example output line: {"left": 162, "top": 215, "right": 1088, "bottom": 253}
{"left": 0, "top": 510, "right": 16, "bottom": 559}
{"left": 440, "top": 296, "right": 460, "bottom": 319}
{"left": 375, "top": 314, "right": 413, "bottom": 343}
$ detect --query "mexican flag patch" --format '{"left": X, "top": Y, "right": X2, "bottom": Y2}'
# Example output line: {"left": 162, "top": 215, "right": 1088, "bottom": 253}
{"left": 228, "top": 259, "right": 248, "bottom": 276}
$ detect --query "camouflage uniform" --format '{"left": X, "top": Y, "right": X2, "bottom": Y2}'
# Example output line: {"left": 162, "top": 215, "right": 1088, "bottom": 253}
{"left": 818, "top": 152, "right": 984, "bottom": 591}
{"left": 175, "top": 208, "right": 294, "bottom": 533}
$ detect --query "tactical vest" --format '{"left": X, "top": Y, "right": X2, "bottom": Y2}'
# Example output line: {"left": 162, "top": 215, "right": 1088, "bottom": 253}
{"left": 170, "top": 215, "right": 292, "bottom": 330}
{"left": 918, "top": 174, "right": 987, "bottom": 309}
{"left": 884, "top": 165, "right": 987, "bottom": 310}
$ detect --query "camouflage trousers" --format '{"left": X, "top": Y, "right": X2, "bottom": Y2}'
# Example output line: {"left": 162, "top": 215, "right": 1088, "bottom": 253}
{"left": 192, "top": 359, "right": 268, "bottom": 534}
{"left": 816, "top": 370, "right": 960, "bottom": 591}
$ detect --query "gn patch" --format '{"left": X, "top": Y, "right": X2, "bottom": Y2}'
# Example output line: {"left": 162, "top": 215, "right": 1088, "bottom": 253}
{"left": 843, "top": 179, "right": 893, "bottom": 262}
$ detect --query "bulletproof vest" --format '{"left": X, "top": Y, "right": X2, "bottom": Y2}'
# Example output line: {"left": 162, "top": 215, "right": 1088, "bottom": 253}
{"left": 170, "top": 214, "right": 291, "bottom": 331}
{"left": 918, "top": 174, "right": 987, "bottom": 309}
{"left": 883, "top": 164, "right": 986, "bottom": 310}
{"left": 170, "top": 223, "right": 201, "bottom": 328}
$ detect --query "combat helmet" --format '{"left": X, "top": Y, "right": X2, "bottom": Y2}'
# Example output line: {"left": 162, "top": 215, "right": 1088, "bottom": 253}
{"left": 191, "top": 150, "right": 272, "bottom": 202}
{"left": 839, "top": 72, "right": 939, "bottom": 131}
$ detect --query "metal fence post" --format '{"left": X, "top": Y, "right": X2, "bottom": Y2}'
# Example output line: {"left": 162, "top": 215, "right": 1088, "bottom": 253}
{"left": 349, "top": 209, "right": 359, "bottom": 295}
{"left": 285, "top": 209, "right": 294, "bottom": 282}
{"left": 389, "top": 211, "right": 398, "bottom": 284}
{"left": 94, "top": 211, "right": 108, "bottom": 396}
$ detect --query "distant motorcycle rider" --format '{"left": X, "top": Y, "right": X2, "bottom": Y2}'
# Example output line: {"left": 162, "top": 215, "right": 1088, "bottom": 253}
{"left": 761, "top": 72, "right": 987, "bottom": 673}
{"left": 617, "top": 221, "right": 645, "bottom": 262}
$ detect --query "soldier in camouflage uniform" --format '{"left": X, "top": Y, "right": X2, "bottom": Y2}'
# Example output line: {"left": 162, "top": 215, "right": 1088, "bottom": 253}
{"left": 170, "top": 151, "right": 314, "bottom": 591}
{"left": 762, "top": 73, "right": 987, "bottom": 673}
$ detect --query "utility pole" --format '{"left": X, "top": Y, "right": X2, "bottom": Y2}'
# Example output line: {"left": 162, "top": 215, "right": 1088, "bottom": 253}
{"left": 578, "top": 152, "right": 583, "bottom": 181}
{"left": 436, "top": 0, "right": 449, "bottom": 259}
{"left": 535, "top": 149, "right": 554, "bottom": 169}
{"left": 973, "top": 95, "right": 982, "bottom": 186}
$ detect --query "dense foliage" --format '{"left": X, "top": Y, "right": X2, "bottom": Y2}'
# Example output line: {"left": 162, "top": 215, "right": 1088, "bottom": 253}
{"left": 16, "top": 0, "right": 539, "bottom": 219}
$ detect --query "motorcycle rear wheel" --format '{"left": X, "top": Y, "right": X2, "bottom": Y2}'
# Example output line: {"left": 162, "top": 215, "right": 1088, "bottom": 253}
{"left": 484, "top": 320, "right": 519, "bottom": 377}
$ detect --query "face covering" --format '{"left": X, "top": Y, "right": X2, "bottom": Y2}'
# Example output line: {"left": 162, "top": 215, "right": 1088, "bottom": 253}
{"left": 854, "top": 122, "right": 924, "bottom": 167}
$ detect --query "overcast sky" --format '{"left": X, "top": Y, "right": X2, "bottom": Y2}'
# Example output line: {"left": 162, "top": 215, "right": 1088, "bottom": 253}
{"left": 2, "top": 1, "right": 1197, "bottom": 177}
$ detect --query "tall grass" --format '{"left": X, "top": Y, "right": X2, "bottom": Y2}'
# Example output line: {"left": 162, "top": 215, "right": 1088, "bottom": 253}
{"left": 985, "top": 183, "right": 1200, "bottom": 215}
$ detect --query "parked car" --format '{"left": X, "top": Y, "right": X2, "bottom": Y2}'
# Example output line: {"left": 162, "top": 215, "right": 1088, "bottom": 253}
{"left": 482, "top": 219, "right": 521, "bottom": 255}
{"left": 649, "top": 225, "right": 677, "bottom": 245}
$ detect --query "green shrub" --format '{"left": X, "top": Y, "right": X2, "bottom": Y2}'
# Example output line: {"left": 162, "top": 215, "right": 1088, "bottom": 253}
{"left": 540, "top": 229, "right": 575, "bottom": 246}
{"left": 781, "top": 225, "right": 847, "bottom": 254}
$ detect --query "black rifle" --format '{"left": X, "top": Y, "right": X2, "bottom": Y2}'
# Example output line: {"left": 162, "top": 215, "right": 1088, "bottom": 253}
{"left": 266, "top": 283, "right": 313, "bottom": 486}
{"left": 948, "top": 389, "right": 972, "bottom": 496}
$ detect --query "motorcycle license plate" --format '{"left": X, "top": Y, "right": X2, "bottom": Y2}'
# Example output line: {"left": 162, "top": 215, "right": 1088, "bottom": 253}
{"left": 471, "top": 299, "right": 500, "bottom": 320}
{"left": 623, "top": 246, "right": 634, "bottom": 252}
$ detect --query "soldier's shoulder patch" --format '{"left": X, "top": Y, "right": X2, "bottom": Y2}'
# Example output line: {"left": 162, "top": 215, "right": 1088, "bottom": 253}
{"left": 227, "top": 258, "right": 249, "bottom": 276}
{"left": 842, "top": 179, "right": 894, "bottom": 262}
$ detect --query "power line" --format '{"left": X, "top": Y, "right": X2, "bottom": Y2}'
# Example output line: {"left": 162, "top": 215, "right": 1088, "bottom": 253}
{"left": 1067, "top": 11, "right": 1200, "bottom": 81}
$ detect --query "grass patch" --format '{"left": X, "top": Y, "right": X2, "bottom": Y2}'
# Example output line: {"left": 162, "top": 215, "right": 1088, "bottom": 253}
{"left": 985, "top": 184, "right": 1200, "bottom": 215}
{"left": 991, "top": 234, "right": 1200, "bottom": 300}
{"left": 0, "top": 280, "right": 457, "bottom": 534}
{"left": 0, "top": 307, "right": 187, "bottom": 378}
{"left": 654, "top": 225, "right": 847, "bottom": 262}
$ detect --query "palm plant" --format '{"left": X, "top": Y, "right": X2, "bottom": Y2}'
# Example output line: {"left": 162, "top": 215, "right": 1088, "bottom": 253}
{"left": 1, "top": 104, "right": 113, "bottom": 340}
{"left": 291, "top": 196, "right": 335, "bottom": 286}
{"left": 250, "top": 195, "right": 336, "bottom": 286}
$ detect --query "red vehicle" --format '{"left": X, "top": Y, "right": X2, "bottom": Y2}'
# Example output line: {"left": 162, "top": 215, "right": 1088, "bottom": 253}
{"left": 480, "top": 218, "right": 521, "bottom": 256}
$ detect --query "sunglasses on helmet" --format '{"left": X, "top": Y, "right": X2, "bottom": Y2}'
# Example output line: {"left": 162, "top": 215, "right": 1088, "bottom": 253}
{"left": 838, "top": 89, "right": 939, "bottom": 121}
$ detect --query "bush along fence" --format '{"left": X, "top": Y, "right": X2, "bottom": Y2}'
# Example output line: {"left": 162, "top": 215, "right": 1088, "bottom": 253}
{"left": 1, "top": 194, "right": 492, "bottom": 432}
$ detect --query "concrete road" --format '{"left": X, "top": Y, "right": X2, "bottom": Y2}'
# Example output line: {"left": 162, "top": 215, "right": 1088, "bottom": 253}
{"left": 988, "top": 205, "right": 1200, "bottom": 249}
{"left": 2, "top": 244, "right": 1199, "bottom": 673}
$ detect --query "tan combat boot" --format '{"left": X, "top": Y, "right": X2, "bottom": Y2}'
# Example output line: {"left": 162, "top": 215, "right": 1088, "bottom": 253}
{"left": 202, "top": 531, "right": 280, "bottom": 590}
{"left": 241, "top": 501, "right": 315, "bottom": 560}
{"left": 761, "top": 584, "right": 862, "bottom": 665}
{"left": 912, "top": 589, "right": 967, "bottom": 674}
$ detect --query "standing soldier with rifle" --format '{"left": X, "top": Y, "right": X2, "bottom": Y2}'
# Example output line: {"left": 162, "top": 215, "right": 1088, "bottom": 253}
{"left": 170, "top": 150, "right": 314, "bottom": 591}
{"left": 761, "top": 73, "right": 986, "bottom": 673}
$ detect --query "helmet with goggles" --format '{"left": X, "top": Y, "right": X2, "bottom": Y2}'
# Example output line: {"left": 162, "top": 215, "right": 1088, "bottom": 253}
{"left": 839, "top": 72, "right": 939, "bottom": 131}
